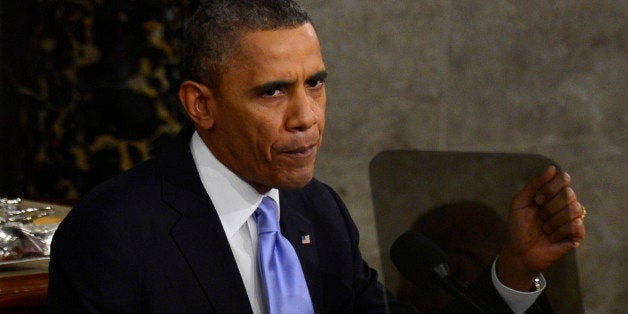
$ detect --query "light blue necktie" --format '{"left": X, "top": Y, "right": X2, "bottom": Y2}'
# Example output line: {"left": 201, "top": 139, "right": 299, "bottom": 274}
{"left": 255, "top": 196, "right": 314, "bottom": 314}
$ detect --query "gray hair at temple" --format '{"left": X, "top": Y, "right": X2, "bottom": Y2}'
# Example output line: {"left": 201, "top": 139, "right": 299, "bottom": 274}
{"left": 182, "top": 0, "right": 311, "bottom": 90}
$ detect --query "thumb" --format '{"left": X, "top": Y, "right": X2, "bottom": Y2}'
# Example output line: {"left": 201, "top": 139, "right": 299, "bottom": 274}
{"left": 511, "top": 165, "right": 557, "bottom": 210}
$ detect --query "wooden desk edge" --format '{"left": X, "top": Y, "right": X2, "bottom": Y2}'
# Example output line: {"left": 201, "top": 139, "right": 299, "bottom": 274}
{"left": 0, "top": 273, "right": 49, "bottom": 309}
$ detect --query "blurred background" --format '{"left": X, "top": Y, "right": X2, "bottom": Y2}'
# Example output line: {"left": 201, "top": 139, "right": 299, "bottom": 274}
{"left": 0, "top": 1, "right": 625, "bottom": 312}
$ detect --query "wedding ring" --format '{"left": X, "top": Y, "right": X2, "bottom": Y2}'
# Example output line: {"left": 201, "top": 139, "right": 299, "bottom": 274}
{"left": 581, "top": 206, "right": 587, "bottom": 219}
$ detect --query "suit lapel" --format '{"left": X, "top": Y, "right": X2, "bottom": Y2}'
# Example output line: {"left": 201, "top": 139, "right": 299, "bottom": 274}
{"left": 159, "top": 125, "right": 252, "bottom": 313}
{"left": 279, "top": 191, "right": 324, "bottom": 313}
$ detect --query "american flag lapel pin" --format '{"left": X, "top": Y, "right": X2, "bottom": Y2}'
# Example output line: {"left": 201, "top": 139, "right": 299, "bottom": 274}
{"left": 301, "top": 234, "right": 311, "bottom": 244}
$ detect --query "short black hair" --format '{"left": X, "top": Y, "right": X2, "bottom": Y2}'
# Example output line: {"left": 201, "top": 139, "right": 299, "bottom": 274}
{"left": 182, "top": 0, "right": 311, "bottom": 89}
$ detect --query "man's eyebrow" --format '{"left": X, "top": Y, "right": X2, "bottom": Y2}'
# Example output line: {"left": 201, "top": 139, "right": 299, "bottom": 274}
{"left": 307, "top": 70, "right": 328, "bottom": 83}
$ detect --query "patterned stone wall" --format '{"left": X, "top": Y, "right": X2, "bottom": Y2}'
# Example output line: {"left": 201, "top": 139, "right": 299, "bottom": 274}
{"left": 1, "top": 0, "right": 198, "bottom": 199}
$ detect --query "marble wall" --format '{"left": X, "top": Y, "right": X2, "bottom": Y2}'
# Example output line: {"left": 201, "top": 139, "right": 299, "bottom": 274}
{"left": 1, "top": 1, "right": 625, "bottom": 313}
{"left": 299, "top": 1, "right": 626, "bottom": 313}
{"left": 0, "top": 1, "right": 197, "bottom": 198}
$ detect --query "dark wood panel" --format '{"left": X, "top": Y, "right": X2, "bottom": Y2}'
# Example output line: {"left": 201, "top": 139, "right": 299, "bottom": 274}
{"left": 0, "top": 273, "right": 48, "bottom": 312}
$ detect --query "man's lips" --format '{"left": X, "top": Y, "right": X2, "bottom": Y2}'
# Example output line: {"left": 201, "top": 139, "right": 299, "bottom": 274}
{"left": 279, "top": 143, "right": 317, "bottom": 157}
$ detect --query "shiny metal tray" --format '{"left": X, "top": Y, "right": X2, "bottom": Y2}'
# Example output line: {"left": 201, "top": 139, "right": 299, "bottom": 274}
{"left": 0, "top": 198, "right": 70, "bottom": 269}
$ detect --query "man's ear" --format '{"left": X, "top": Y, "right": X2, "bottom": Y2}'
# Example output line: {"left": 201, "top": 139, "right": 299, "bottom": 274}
{"left": 179, "top": 80, "right": 215, "bottom": 130}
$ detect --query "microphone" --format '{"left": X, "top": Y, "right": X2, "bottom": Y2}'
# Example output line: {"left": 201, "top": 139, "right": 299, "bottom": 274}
{"left": 390, "top": 231, "right": 497, "bottom": 314}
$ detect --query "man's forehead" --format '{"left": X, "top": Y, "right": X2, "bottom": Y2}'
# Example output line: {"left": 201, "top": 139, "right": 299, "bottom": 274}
{"left": 235, "top": 23, "right": 320, "bottom": 56}
{"left": 221, "top": 23, "right": 325, "bottom": 80}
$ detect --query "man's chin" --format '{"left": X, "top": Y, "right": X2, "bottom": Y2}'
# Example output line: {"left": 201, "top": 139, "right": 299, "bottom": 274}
{"left": 246, "top": 173, "right": 314, "bottom": 193}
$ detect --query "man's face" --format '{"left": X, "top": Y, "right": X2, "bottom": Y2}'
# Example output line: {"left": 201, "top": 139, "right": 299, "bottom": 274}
{"left": 204, "top": 23, "right": 326, "bottom": 193}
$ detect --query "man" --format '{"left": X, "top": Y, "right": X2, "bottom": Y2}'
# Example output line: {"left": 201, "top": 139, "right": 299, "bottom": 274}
{"left": 47, "top": 1, "right": 586, "bottom": 313}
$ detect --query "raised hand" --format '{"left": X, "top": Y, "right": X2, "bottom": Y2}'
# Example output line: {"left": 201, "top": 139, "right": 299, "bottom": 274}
{"left": 496, "top": 165, "right": 586, "bottom": 291}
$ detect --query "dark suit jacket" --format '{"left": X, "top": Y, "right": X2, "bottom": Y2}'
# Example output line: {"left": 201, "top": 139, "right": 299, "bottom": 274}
{"left": 47, "top": 126, "right": 388, "bottom": 313}
{"left": 47, "top": 126, "right": 551, "bottom": 313}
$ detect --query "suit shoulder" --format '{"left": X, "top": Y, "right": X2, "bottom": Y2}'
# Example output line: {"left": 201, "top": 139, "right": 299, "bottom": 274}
{"left": 281, "top": 178, "right": 348, "bottom": 218}
{"left": 301, "top": 178, "right": 341, "bottom": 199}
{"left": 68, "top": 159, "right": 161, "bottom": 217}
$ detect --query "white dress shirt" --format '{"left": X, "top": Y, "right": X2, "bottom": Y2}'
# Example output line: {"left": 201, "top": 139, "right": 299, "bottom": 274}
{"left": 491, "top": 258, "right": 545, "bottom": 313}
{"left": 190, "top": 131, "right": 277, "bottom": 314}
{"left": 189, "top": 131, "right": 544, "bottom": 314}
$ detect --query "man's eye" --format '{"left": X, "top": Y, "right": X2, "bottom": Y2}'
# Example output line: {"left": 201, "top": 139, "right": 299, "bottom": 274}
{"left": 263, "top": 89, "right": 282, "bottom": 97}
{"left": 307, "top": 79, "right": 325, "bottom": 89}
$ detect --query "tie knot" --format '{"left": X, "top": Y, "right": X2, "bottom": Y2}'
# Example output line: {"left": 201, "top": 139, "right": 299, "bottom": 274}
{"left": 255, "top": 196, "right": 279, "bottom": 234}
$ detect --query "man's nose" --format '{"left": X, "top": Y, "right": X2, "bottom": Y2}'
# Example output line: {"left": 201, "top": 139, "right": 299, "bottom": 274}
{"left": 285, "top": 88, "right": 318, "bottom": 131}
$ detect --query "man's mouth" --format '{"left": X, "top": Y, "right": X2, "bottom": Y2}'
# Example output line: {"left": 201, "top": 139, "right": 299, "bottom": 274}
{"left": 286, "top": 144, "right": 316, "bottom": 157}
{"left": 282, "top": 144, "right": 317, "bottom": 158}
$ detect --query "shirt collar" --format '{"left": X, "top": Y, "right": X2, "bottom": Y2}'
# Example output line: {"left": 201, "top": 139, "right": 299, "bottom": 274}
{"left": 190, "top": 131, "right": 279, "bottom": 239}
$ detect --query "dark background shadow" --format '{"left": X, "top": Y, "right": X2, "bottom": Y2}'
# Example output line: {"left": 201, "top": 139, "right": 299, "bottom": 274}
{"left": 0, "top": 0, "right": 199, "bottom": 200}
